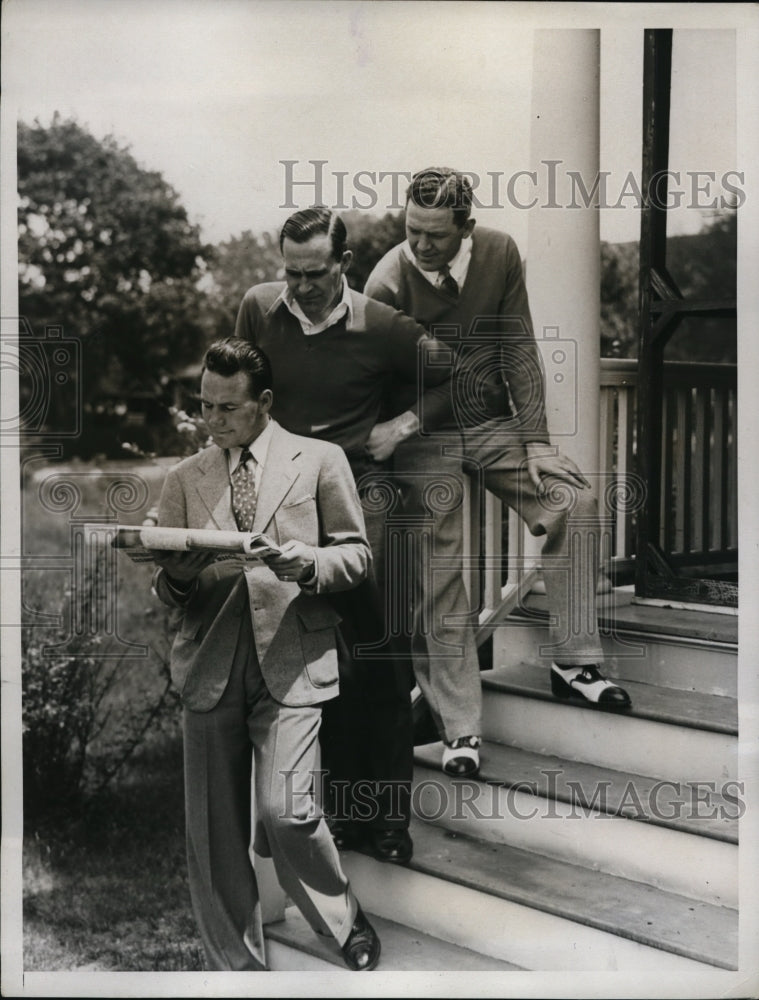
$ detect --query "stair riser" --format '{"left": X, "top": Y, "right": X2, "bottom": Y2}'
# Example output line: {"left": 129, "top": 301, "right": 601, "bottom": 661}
{"left": 412, "top": 765, "right": 737, "bottom": 907}
{"left": 482, "top": 691, "right": 738, "bottom": 784}
{"left": 267, "top": 939, "right": 337, "bottom": 972}
{"left": 493, "top": 626, "right": 737, "bottom": 697}
{"left": 340, "top": 853, "right": 713, "bottom": 972}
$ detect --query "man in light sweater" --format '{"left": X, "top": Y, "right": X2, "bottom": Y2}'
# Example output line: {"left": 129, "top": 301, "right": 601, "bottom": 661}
{"left": 365, "top": 167, "right": 631, "bottom": 775}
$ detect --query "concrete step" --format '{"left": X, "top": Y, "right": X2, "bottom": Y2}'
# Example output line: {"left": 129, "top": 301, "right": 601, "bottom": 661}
{"left": 339, "top": 818, "right": 737, "bottom": 971}
{"left": 496, "top": 590, "right": 737, "bottom": 697}
{"left": 481, "top": 662, "right": 738, "bottom": 784}
{"left": 413, "top": 741, "right": 738, "bottom": 906}
{"left": 265, "top": 907, "right": 521, "bottom": 972}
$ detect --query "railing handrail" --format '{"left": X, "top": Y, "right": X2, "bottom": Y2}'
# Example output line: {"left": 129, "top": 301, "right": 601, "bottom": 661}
{"left": 600, "top": 357, "right": 737, "bottom": 387}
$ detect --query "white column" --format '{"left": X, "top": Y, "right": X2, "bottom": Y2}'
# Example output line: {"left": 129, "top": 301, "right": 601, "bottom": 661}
{"left": 527, "top": 27, "right": 601, "bottom": 474}
{"left": 519, "top": 29, "right": 602, "bottom": 577}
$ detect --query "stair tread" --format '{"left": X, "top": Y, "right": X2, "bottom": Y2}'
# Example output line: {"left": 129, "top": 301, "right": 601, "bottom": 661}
{"left": 265, "top": 906, "right": 522, "bottom": 971}
{"left": 385, "top": 817, "right": 738, "bottom": 970}
{"left": 482, "top": 662, "right": 738, "bottom": 734}
{"left": 414, "top": 741, "right": 739, "bottom": 843}
{"left": 512, "top": 591, "right": 738, "bottom": 645}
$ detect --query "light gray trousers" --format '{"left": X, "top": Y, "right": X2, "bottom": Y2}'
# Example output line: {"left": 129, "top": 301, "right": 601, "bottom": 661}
{"left": 182, "top": 615, "right": 357, "bottom": 971}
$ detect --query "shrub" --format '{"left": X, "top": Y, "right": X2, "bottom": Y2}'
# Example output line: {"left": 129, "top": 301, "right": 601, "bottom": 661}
{"left": 22, "top": 590, "right": 179, "bottom": 821}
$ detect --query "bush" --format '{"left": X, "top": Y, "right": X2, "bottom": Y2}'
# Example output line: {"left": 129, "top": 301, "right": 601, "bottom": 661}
{"left": 22, "top": 597, "right": 179, "bottom": 820}
{"left": 20, "top": 457, "right": 183, "bottom": 822}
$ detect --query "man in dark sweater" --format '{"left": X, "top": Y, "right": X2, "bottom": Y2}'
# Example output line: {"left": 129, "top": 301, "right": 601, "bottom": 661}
{"left": 235, "top": 207, "right": 455, "bottom": 864}
{"left": 365, "top": 167, "right": 631, "bottom": 767}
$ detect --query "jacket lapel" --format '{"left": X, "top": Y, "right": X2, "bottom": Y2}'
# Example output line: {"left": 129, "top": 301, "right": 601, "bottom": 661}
{"left": 195, "top": 446, "right": 238, "bottom": 531}
{"left": 253, "top": 422, "right": 301, "bottom": 532}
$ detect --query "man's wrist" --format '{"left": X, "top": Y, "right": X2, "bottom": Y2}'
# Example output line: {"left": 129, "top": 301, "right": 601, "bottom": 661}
{"left": 394, "top": 410, "right": 419, "bottom": 442}
{"left": 525, "top": 440, "right": 553, "bottom": 458}
{"left": 299, "top": 550, "right": 318, "bottom": 587}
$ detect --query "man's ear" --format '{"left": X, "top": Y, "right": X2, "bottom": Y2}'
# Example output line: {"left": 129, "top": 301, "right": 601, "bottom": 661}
{"left": 340, "top": 250, "right": 354, "bottom": 274}
{"left": 462, "top": 218, "right": 476, "bottom": 239}
{"left": 258, "top": 388, "right": 274, "bottom": 413}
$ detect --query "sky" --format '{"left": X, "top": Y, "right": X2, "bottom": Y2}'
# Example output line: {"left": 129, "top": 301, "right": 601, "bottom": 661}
{"left": 2, "top": 0, "right": 747, "bottom": 251}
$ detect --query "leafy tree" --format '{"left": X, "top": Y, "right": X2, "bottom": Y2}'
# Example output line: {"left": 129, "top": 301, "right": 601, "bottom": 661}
{"left": 601, "top": 240, "right": 640, "bottom": 357}
{"left": 342, "top": 209, "right": 406, "bottom": 291}
{"left": 202, "top": 229, "right": 283, "bottom": 338}
{"left": 599, "top": 210, "right": 737, "bottom": 361}
{"left": 18, "top": 114, "right": 214, "bottom": 455}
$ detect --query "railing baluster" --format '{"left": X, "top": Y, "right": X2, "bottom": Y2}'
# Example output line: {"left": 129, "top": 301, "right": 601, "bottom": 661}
{"left": 695, "top": 386, "right": 709, "bottom": 555}
{"left": 720, "top": 389, "right": 731, "bottom": 552}
{"left": 682, "top": 386, "right": 693, "bottom": 555}
{"left": 727, "top": 388, "right": 738, "bottom": 550}
{"left": 468, "top": 359, "right": 734, "bottom": 610}
{"left": 617, "top": 385, "right": 633, "bottom": 558}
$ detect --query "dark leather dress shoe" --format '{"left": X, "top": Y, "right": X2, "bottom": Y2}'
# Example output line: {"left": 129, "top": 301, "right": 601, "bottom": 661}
{"left": 341, "top": 905, "right": 381, "bottom": 971}
{"left": 367, "top": 827, "right": 413, "bottom": 864}
{"left": 442, "top": 735, "right": 481, "bottom": 777}
{"left": 551, "top": 663, "right": 632, "bottom": 710}
{"left": 329, "top": 820, "right": 363, "bottom": 852}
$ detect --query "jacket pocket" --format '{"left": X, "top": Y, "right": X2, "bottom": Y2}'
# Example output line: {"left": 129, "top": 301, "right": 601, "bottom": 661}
{"left": 281, "top": 493, "right": 314, "bottom": 508}
{"left": 297, "top": 603, "right": 341, "bottom": 688}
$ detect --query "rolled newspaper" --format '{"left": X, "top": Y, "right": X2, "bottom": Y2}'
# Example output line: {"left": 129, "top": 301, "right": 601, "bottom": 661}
{"left": 101, "top": 525, "right": 281, "bottom": 562}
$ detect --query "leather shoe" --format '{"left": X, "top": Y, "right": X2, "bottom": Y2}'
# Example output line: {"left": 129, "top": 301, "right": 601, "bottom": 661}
{"left": 367, "top": 827, "right": 413, "bottom": 865}
{"left": 328, "top": 820, "right": 363, "bottom": 852}
{"left": 341, "top": 905, "right": 381, "bottom": 971}
{"left": 551, "top": 663, "right": 632, "bottom": 710}
{"left": 442, "top": 735, "right": 481, "bottom": 777}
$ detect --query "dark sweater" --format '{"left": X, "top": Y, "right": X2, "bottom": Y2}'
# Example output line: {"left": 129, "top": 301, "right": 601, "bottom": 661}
{"left": 365, "top": 227, "right": 550, "bottom": 443}
{"left": 234, "top": 284, "right": 453, "bottom": 473}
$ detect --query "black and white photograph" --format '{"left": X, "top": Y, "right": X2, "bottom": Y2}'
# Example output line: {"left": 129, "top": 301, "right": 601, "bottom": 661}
{"left": 2, "top": 1, "right": 758, "bottom": 996}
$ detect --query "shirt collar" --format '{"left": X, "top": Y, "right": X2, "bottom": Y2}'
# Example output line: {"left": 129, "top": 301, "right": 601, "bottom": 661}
{"left": 227, "top": 416, "right": 274, "bottom": 474}
{"left": 279, "top": 275, "right": 354, "bottom": 335}
{"left": 402, "top": 236, "right": 472, "bottom": 290}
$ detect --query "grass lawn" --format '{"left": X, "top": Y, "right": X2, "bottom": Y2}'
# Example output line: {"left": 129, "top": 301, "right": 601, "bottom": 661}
{"left": 23, "top": 735, "right": 205, "bottom": 972}
{"left": 19, "top": 456, "right": 205, "bottom": 971}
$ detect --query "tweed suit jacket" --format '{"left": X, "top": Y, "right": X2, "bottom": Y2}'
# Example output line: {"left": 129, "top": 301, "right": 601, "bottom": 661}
{"left": 153, "top": 420, "right": 370, "bottom": 712}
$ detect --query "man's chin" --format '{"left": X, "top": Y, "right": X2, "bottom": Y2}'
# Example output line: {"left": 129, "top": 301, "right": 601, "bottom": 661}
{"left": 414, "top": 258, "right": 440, "bottom": 272}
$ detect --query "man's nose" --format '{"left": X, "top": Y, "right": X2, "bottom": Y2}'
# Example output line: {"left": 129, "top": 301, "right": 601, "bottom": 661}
{"left": 417, "top": 234, "right": 431, "bottom": 251}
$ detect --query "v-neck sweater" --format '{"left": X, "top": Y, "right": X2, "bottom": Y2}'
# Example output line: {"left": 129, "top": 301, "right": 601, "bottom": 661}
{"left": 365, "top": 226, "right": 550, "bottom": 443}
{"left": 234, "top": 284, "right": 452, "bottom": 468}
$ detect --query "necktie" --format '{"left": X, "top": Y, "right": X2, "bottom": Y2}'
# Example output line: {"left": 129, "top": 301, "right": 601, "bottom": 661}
{"left": 231, "top": 448, "right": 257, "bottom": 531}
{"left": 438, "top": 264, "right": 459, "bottom": 299}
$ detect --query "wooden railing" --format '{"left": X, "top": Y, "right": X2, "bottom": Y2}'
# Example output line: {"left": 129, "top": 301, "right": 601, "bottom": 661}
{"left": 468, "top": 358, "right": 738, "bottom": 623}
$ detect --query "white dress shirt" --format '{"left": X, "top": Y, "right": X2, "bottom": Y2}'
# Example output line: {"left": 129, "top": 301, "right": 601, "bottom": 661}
{"left": 401, "top": 237, "right": 472, "bottom": 292}
{"left": 280, "top": 276, "right": 354, "bottom": 335}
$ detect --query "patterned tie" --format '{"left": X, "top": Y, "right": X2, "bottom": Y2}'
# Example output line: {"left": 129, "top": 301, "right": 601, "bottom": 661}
{"left": 231, "top": 448, "right": 257, "bottom": 531}
{"left": 438, "top": 264, "right": 459, "bottom": 299}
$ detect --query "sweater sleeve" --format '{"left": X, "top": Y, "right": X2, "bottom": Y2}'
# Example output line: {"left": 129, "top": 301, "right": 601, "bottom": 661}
{"left": 383, "top": 307, "right": 454, "bottom": 430}
{"left": 234, "top": 287, "right": 264, "bottom": 342}
{"left": 364, "top": 264, "right": 399, "bottom": 308}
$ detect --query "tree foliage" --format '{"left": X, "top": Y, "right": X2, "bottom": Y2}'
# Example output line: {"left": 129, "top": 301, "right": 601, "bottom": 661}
{"left": 342, "top": 209, "right": 406, "bottom": 291}
{"left": 599, "top": 210, "right": 736, "bottom": 360}
{"left": 202, "top": 229, "right": 284, "bottom": 338}
{"left": 18, "top": 115, "right": 214, "bottom": 454}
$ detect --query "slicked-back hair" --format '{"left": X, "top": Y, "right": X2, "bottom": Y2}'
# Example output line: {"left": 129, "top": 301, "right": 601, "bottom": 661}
{"left": 406, "top": 167, "right": 473, "bottom": 228}
{"left": 279, "top": 206, "right": 348, "bottom": 261}
{"left": 202, "top": 338, "right": 273, "bottom": 400}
